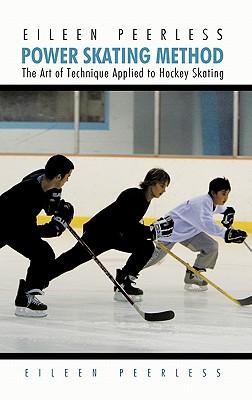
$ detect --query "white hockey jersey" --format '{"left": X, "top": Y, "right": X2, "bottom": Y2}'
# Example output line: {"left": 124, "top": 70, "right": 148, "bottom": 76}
{"left": 163, "top": 194, "right": 227, "bottom": 243}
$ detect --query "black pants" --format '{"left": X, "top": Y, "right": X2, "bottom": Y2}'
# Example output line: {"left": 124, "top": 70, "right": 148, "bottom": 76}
{"left": 1, "top": 235, "right": 55, "bottom": 291}
{"left": 47, "top": 230, "right": 155, "bottom": 284}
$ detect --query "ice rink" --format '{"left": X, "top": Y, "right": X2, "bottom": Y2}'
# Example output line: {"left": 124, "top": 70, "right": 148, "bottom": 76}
{"left": 0, "top": 230, "right": 252, "bottom": 354}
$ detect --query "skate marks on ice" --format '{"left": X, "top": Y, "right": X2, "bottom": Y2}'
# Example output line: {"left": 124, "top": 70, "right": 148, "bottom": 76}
{"left": 0, "top": 236, "right": 252, "bottom": 353}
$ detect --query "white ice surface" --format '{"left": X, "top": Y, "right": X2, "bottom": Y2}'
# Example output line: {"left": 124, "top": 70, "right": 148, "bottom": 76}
{"left": 0, "top": 230, "right": 252, "bottom": 354}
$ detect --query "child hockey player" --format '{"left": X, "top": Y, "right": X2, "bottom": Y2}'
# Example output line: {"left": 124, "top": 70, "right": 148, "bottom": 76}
{"left": 144, "top": 177, "right": 247, "bottom": 291}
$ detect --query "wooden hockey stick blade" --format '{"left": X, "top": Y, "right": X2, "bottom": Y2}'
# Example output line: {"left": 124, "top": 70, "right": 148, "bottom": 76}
{"left": 67, "top": 225, "right": 175, "bottom": 321}
{"left": 156, "top": 241, "right": 252, "bottom": 307}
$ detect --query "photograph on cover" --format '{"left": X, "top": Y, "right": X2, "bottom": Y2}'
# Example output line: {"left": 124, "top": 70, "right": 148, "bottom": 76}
{"left": 0, "top": 89, "right": 252, "bottom": 354}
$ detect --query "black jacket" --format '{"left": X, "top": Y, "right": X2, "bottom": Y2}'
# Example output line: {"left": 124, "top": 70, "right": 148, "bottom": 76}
{"left": 0, "top": 170, "right": 61, "bottom": 239}
{"left": 84, "top": 188, "right": 152, "bottom": 240}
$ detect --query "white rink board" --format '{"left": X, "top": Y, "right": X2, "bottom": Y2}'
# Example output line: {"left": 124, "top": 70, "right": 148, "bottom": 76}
{"left": 0, "top": 154, "right": 251, "bottom": 221}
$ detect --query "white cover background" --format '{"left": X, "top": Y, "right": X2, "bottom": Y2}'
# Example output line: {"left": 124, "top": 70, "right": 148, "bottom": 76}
{"left": 0, "top": 0, "right": 251, "bottom": 84}
{"left": 0, "top": 0, "right": 251, "bottom": 398}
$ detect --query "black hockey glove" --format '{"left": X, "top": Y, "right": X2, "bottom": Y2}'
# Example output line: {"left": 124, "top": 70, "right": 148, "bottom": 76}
{"left": 44, "top": 188, "right": 62, "bottom": 215}
{"left": 224, "top": 228, "right": 247, "bottom": 244}
{"left": 149, "top": 216, "right": 174, "bottom": 240}
{"left": 52, "top": 200, "right": 74, "bottom": 235}
{"left": 221, "top": 207, "right": 235, "bottom": 229}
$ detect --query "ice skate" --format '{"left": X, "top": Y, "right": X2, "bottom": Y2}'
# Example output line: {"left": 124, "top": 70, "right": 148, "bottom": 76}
{"left": 114, "top": 269, "right": 143, "bottom": 302}
{"left": 184, "top": 269, "right": 208, "bottom": 291}
{"left": 15, "top": 279, "right": 48, "bottom": 317}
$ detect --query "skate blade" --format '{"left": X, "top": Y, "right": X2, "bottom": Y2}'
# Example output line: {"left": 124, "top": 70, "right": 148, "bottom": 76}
{"left": 113, "top": 291, "right": 143, "bottom": 302}
{"left": 15, "top": 307, "right": 48, "bottom": 318}
{"left": 184, "top": 283, "right": 208, "bottom": 292}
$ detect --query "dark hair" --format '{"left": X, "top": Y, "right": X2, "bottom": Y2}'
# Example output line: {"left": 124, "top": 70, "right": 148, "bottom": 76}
{"left": 45, "top": 154, "right": 74, "bottom": 180}
{"left": 208, "top": 177, "right": 231, "bottom": 195}
{"left": 140, "top": 168, "right": 170, "bottom": 190}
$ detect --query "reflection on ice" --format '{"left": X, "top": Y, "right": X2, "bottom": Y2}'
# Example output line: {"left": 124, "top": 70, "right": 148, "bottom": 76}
{"left": 0, "top": 234, "right": 252, "bottom": 353}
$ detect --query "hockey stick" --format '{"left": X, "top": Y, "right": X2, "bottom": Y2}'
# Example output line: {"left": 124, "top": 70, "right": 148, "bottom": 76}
{"left": 156, "top": 241, "right": 252, "bottom": 306}
{"left": 244, "top": 241, "right": 252, "bottom": 252}
{"left": 67, "top": 224, "right": 175, "bottom": 321}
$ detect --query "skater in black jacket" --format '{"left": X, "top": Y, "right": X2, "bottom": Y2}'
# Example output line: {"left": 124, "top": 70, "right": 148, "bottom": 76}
{"left": 47, "top": 168, "right": 174, "bottom": 302}
{"left": 0, "top": 154, "right": 74, "bottom": 317}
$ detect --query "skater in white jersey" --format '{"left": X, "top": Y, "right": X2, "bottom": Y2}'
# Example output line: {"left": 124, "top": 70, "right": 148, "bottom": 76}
{"left": 144, "top": 177, "right": 247, "bottom": 291}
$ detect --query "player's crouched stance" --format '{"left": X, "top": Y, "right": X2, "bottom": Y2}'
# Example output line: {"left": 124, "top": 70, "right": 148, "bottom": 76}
{"left": 15, "top": 200, "right": 74, "bottom": 317}
{"left": 0, "top": 154, "right": 75, "bottom": 318}
{"left": 114, "top": 216, "right": 174, "bottom": 301}
{"left": 144, "top": 177, "right": 247, "bottom": 292}
{"left": 45, "top": 168, "right": 174, "bottom": 304}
